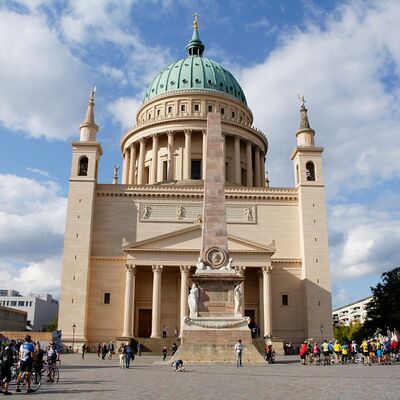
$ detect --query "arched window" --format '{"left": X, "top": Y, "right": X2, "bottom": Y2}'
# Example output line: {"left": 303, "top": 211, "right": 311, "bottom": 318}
{"left": 306, "top": 161, "right": 315, "bottom": 181}
{"left": 78, "top": 156, "right": 88, "bottom": 176}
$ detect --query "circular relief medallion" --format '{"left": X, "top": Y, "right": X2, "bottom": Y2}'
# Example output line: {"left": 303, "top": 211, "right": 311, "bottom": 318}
{"left": 205, "top": 247, "right": 227, "bottom": 268}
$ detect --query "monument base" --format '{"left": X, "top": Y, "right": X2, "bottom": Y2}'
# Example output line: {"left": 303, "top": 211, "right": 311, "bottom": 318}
{"left": 170, "top": 317, "right": 265, "bottom": 364}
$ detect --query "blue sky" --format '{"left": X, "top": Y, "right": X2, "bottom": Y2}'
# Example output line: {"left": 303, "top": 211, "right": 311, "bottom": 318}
{"left": 0, "top": 0, "right": 399, "bottom": 308}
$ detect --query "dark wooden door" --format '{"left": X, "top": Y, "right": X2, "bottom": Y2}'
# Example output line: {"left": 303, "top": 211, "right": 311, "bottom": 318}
{"left": 138, "top": 309, "right": 152, "bottom": 337}
{"left": 245, "top": 309, "right": 255, "bottom": 323}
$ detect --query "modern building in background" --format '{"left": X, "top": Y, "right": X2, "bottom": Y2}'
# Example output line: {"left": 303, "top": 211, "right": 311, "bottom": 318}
{"left": 332, "top": 296, "right": 373, "bottom": 326}
{"left": 0, "top": 305, "right": 27, "bottom": 331}
{"left": 0, "top": 290, "right": 59, "bottom": 331}
{"left": 58, "top": 20, "right": 333, "bottom": 348}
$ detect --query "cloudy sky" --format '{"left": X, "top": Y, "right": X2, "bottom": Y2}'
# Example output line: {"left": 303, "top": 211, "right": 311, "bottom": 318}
{"left": 0, "top": 0, "right": 399, "bottom": 307}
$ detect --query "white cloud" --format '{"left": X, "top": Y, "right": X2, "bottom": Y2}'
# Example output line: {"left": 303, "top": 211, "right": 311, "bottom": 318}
{"left": 238, "top": 0, "right": 400, "bottom": 194}
{"left": 0, "top": 257, "right": 61, "bottom": 297}
{"left": 0, "top": 9, "right": 90, "bottom": 140}
{"left": 0, "top": 174, "right": 67, "bottom": 260}
{"left": 26, "top": 167, "right": 51, "bottom": 178}
{"left": 107, "top": 96, "right": 142, "bottom": 129}
{"left": 99, "top": 65, "right": 127, "bottom": 85}
{"left": 334, "top": 288, "right": 353, "bottom": 306}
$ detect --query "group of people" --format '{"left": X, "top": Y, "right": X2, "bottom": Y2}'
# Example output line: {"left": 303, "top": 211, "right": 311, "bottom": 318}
{"left": 117, "top": 341, "right": 143, "bottom": 369}
{"left": 0, "top": 335, "right": 59, "bottom": 395}
{"left": 95, "top": 342, "right": 115, "bottom": 360}
{"left": 299, "top": 336, "right": 399, "bottom": 366}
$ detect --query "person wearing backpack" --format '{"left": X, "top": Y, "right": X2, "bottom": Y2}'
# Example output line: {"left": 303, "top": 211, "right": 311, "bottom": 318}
{"left": 0, "top": 342, "right": 14, "bottom": 395}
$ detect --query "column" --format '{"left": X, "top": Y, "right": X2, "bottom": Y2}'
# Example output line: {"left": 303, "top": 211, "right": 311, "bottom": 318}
{"left": 122, "top": 264, "right": 136, "bottom": 337}
{"left": 254, "top": 147, "right": 261, "bottom": 187}
{"left": 246, "top": 141, "right": 253, "bottom": 187}
{"left": 128, "top": 144, "right": 136, "bottom": 185}
{"left": 202, "top": 129, "right": 207, "bottom": 179}
{"left": 261, "top": 153, "right": 266, "bottom": 187}
{"left": 234, "top": 136, "right": 241, "bottom": 184}
{"left": 150, "top": 265, "right": 163, "bottom": 338}
{"left": 179, "top": 265, "right": 191, "bottom": 338}
{"left": 167, "top": 131, "right": 174, "bottom": 180}
{"left": 262, "top": 263, "right": 273, "bottom": 337}
{"left": 222, "top": 134, "right": 227, "bottom": 181}
{"left": 258, "top": 270, "right": 264, "bottom": 337}
{"left": 150, "top": 134, "right": 158, "bottom": 184}
{"left": 123, "top": 149, "right": 130, "bottom": 184}
{"left": 183, "top": 129, "right": 192, "bottom": 180}
{"left": 137, "top": 138, "right": 146, "bottom": 185}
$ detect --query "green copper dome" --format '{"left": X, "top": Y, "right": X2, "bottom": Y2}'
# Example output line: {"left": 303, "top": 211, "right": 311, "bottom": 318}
{"left": 143, "top": 22, "right": 247, "bottom": 106}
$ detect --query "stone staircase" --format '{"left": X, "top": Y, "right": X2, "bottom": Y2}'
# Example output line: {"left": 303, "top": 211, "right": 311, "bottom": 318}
{"left": 132, "top": 337, "right": 181, "bottom": 355}
{"left": 252, "top": 338, "right": 285, "bottom": 356}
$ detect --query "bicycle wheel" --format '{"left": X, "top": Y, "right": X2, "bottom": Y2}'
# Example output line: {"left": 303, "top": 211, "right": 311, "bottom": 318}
{"left": 53, "top": 367, "right": 59, "bottom": 383}
{"left": 30, "top": 372, "right": 41, "bottom": 391}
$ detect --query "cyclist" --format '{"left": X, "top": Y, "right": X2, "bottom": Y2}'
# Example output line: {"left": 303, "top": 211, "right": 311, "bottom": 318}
{"left": 333, "top": 340, "right": 342, "bottom": 364}
{"left": 321, "top": 340, "right": 330, "bottom": 365}
{"left": 46, "top": 342, "right": 58, "bottom": 382}
{"left": 0, "top": 341, "right": 14, "bottom": 395}
{"left": 16, "top": 335, "right": 35, "bottom": 393}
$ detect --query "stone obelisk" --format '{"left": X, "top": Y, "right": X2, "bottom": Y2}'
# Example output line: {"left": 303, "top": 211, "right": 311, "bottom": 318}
{"left": 196, "top": 113, "right": 232, "bottom": 273}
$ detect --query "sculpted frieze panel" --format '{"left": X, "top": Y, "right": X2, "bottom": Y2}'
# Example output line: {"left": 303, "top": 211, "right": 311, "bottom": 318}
{"left": 138, "top": 203, "right": 256, "bottom": 224}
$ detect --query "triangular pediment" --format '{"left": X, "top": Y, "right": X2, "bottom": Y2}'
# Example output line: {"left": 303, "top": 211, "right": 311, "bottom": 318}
{"left": 122, "top": 224, "right": 275, "bottom": 254}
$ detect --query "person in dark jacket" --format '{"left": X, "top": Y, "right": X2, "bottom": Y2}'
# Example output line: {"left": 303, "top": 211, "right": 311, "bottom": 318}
{"left": 0, "top": 342, "right": 14, "bottom": 395}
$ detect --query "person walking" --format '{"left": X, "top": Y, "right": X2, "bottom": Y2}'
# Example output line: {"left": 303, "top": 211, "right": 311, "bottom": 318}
{"left": 162, "top": 346, "right": 168, "bottom": 361}
{"left": 118, "top": 344, "right": 125, "bottom": 368}
{"left": 108, "top": 342, "right": 114, "bottom": 360}
{"left": 234, "top": 339, "right": 243, "bottom": 367}
{"left": 82, "top": 343, "right": 86, "bottom": 359}
{"left": 136, "top": 342, "right": 142, "bottom": 357}
{"left": 101, "top": 343, "right": 108, "bottom": 360}
{"left": 0, "top": 341, "right": 14, "bottom": 395}
{"left": 162, "top": 325, "right": 167, "bottom": 339}
{"left": 124, "top": 343, "right": 133, "bottom": 369}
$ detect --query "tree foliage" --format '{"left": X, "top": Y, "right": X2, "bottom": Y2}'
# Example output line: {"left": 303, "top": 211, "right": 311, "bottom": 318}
{"left": 363, "top": 267, "right": 400, "bottom": 336}
{"left": 334, "top": 322, "right": 363, "bottom": 342}
{"left": 42, "top": 316, "right": 58, "bottom": 332}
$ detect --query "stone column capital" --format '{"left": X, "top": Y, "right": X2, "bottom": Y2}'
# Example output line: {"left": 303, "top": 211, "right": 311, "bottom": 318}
{"left": 234, "top": 266, "right": 246, "bottom": 277}
{"left": 125, "top": 264, "right": 136, "bottom": 274}
{"left": 184, "top": 129, "right": 192, "bottom": 136}
{"left": 139, "top": 137, "right": 145, "bottom": 144}
{"left": 202, "top": 129, "right": 206, "bottom": 135}
{"left": 262, "top": 265, "right": 273, "bottom": 274}
{"left": 179, "top": 265, "right": 191, "bottom": 275}
{"left": 152, "top": 265, "right": 163, "bottom": 273}
{"left": 167, "top": 130, "right": 174, "bottom": 137}
{"left": 152, "top": 133, "right": 158, "bottom": 141}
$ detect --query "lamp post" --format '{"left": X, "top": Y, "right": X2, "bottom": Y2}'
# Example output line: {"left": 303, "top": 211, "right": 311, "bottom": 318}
{"left": 320, "top": 324, "right": 324, "bottom": 339}
{"left": 72, "top": 324, "right": 76, "bottom": 353}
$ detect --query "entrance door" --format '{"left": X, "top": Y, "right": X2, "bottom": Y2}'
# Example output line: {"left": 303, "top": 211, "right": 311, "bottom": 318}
{"left": 138, "top": 309, "right": 152, "bottom": 337}
{"left": 245, "top": 309, "right": 255, "bottom": 324}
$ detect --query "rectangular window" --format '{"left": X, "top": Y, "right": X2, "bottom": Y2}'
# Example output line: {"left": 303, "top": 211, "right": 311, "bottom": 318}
{"left": 104, "top": 293, "right": 111, "bottom": 304}
{"left": 18, "top": 301, "right": 24, "bottom": 306}
{"left": 282, "top": 294, "right": 289, "bottom": 306}
{"left": 221, "top": 107, "right": 225, "bottom": 115}
{"left": 156, "top": 109, "right": 161, "bottom": 116}
{"left": 10, "top": 301, "right": 16, "bottom": 306}
{"left": 194, "top": 104, "right": 200, "bottom": 112}
{"left": 168, "top": 106, "right": 173, "bottom": 113}
{"left": 208, "top": 105, "right": 213, "bottom": 112}
{"left": 231, "top": 111, "right": 235, "bottom": 118}
{"left": 162, "top": 160, "right": 168, "bottom": 181}
{"left": 191, "top": 160, "right": 202, "bottom": 180}
{"left": 180, "top": 104, "right": 186, "bottom": 112}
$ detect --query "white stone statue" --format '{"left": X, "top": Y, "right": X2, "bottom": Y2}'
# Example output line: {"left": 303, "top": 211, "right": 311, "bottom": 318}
{"left": 176, "top": 205, "right": 185, "bottom": 219}
{"left": 188, "top": 283, "right": 199, "bottom": 318}
{"left": 244, "top": 207, "right": 253, "bottom": 221}
{"left": 142, "top": 205, "right": 151, "bottom": 219}
{"left": 196, "top": 257, "right": 206, "bottom": 271}
{"left": 225, "top": 257, "right": 233, "bottom": 271}
{"left": 234, "top": 284, "right": 242, "bottom": 315}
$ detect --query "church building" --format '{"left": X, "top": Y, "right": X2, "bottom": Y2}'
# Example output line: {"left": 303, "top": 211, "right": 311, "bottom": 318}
{"left": 58, "top": 19, "right": 333, "bottom": 348}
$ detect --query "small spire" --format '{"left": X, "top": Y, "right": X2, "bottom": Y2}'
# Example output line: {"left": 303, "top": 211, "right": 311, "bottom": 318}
{"left": 186, "top": 13, "right": 205, "bottom": 56}
{"left": 79, "top": 86, "right": 99, "bottom": 141}
{"left": 298, "top": 94, "right": 311, "bottom": 130}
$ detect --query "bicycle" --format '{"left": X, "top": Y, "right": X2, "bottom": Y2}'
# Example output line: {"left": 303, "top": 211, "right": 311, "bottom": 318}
{"left": 44, "top": 362, "right": 60, "bottom": 383}
{"left": 9, "top": 363, "right": 41, "bottom": 393}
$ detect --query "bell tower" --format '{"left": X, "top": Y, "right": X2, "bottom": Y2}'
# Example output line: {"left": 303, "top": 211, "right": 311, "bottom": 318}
{"left": 290, "top": 97, "right": 333, "bottom": 340}
{"left": 58, "top": 88, "right": 103, "bottom": 349}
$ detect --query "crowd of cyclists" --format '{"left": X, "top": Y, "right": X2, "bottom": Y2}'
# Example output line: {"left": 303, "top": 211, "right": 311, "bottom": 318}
{"left": 299, "top": 335, "right": 399, "bottom": 366}
{"left": 0, "top": 335, "right": 60, "bottom": 395}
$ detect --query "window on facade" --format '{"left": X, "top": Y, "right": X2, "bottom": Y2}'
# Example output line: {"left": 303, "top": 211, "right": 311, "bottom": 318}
{"left": 168, "top": 106, "right": 173, "bottom": 113}
{"left": 296, "top": 165, "right": 299, "bottom": 185}
{"left": 191, "top": 160, "right": 202, "bottom": 180}
{"left": 180, "top": 104, "right": 186, "bottom": 112}
{"left": 10, "top": 301, "right": 16, "bottom": 306}
{"left": 208, "top": 105, "right": 213, "bottom": 112}
{"left": 78, "top": 156, "right": 88, "bottom": 176}
{"left": 231, "top": 111, "right": 235, "bottom": 118}
{"left": 145, "top": 166, "right": 150, "bottom": 184}
{"left": 104, "top": 293, "right": 111, "bottom": 304}
{"left": 194, "top": 104, "right": 200, "bottom": 112}
{"left": 162, "top": 160, "right": 168, "bottom": 181}
{"left": 221, "top": 108, "right": 225, "bottom": 115}
{"left": 282, "top": 294, "right": 289, "bottom": 306}
{"left": 157, "top": 109, "right": 161, "bottom": 117}
{"left": 306, "top": 161, "right": 315, "bottom": 181}
{"left": 241, "top": 168, "right": 246, "bottom": 186}
{"left": 18, "top": 301, "right": 24, "bottom": 306}
{"left": 29, "top": 301, "right": 32, "bottom": 306}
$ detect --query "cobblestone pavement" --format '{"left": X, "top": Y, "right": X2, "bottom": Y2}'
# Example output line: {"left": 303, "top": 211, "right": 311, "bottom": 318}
{"left": 13, "top": 354, "right": 400, "bottom": 400}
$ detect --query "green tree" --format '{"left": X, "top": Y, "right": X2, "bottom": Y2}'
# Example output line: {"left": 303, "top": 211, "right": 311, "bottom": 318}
{"left": 363, "top": 267, "right": 400, "bottom": 336}
{"left": 42, "top": 316, "right": 58, "bottom": 332}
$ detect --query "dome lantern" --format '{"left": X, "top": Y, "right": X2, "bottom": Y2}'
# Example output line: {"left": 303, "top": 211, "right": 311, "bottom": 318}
{"left": 186, "top": 13, "right": 205, "bottom": 57}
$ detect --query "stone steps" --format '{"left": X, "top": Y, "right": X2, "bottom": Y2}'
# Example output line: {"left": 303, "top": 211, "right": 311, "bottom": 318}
{"left": 132, "top": 337, "right": 181, "bottom": 355}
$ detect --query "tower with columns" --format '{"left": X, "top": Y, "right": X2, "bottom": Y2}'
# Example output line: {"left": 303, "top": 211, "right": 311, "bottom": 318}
{"left": 58, "top": 20, "right": 332, "bottom": 350}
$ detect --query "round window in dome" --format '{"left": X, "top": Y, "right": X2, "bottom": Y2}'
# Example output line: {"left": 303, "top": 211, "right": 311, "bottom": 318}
{"left": 182, "top": 79, "right": 188, "bottom": 83}
{"left": 195, "top": 78, "right": 201, "bottom": 83}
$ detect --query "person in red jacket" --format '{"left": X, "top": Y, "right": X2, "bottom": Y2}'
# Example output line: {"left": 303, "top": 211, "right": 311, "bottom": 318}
{"left": 299, "top": 342, "right": 307, "bottom": 365}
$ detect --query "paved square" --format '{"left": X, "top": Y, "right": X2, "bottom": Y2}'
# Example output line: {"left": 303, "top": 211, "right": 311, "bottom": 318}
{"left": 22, "top": 354, "right": 400, "bottom": 400}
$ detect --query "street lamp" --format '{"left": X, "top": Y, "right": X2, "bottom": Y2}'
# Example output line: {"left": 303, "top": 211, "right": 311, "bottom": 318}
{"left": 320, "top": 324, "right": 324, "bottom": 338}
{"left": 72, "top": 324, "right": 76, "bottom": 353}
